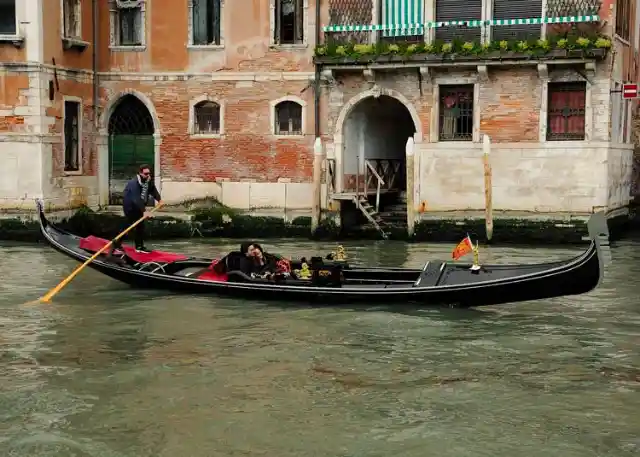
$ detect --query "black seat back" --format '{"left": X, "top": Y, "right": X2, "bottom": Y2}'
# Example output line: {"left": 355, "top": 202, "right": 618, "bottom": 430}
{"left": 224, "top": 251, "right": 246, "bottom": 272}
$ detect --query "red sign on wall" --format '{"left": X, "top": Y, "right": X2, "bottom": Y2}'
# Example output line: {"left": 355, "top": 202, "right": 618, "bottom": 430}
{"left": 622, "top": 83, "right": 639, "bottom": 99}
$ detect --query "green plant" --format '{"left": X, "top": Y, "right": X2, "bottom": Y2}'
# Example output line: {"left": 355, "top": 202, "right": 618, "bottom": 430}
{"left": 314, "top": 34, "right": 612, "bottom": 60}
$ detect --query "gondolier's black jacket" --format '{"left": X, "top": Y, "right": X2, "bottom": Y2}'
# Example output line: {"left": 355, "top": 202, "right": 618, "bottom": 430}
{"left": 122, "top": 177, "right": 161, "bottom": 216}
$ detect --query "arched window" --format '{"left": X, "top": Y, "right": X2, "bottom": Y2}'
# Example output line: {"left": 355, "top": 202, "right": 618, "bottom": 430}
{"left": 193, "top": 100, "right": 220, "bottom": 134}
{"left": 274, "top": 100, "right": 302, "bottom": 135}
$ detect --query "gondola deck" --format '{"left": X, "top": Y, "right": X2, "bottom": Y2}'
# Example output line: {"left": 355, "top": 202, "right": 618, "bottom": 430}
{"left": 36, "top": 199, "right": 610, "bottom": 307}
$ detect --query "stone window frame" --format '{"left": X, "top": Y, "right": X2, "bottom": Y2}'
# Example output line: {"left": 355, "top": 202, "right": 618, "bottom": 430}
{"left": 187, "top": 0, "right": 225, "bottom": 49}
{"left": 539, "top": 71, "right": 593, "bottom": 143}
{"left": 62, "top": 96, "right": 84, "bottom": 176}
{"left": 0, "top": 0, "right": 22, "bottom": 43}
{"left": 270, "top": 95, "right": 306, "bottom": 138}
{"left": 109, "top": 0, "right": 147, "bottom": 52}
{"left": 188, "top": 95, "right": 224, "bottom": 138}
{"left": 269, "top": 0, "right": 310, "bottom": 50}
{"left": 615, "top": 0, "right": 631, "bottom": 43}
{"left": 430, "top": 76, "right": 480, "bottom": 143}
{"left": 61, "top": 0, "right": 81, "bottom": 38}
{"left": 60, "top": 0, "right": 90, "bottom": 50}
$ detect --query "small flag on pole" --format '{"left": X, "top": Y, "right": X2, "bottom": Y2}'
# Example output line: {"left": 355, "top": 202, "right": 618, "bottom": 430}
{"left": 452, "top": 235, "right": 474, "bottom": 260}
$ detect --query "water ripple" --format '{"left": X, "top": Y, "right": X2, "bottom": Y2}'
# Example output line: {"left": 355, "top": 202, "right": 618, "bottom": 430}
{"left": 1, "top": 238, "right": 639, "bottom": 456}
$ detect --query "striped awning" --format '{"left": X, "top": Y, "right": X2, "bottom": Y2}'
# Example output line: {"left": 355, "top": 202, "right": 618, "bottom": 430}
{"left": 382, "top": 0, "right": 424, "bottom": 36}
{"left": 323, "top": 14, "right": 599, "bottom": 33}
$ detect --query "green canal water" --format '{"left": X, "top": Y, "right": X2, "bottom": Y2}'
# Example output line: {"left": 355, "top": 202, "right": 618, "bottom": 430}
{"left": 1, "top": 237, "right": 640, "bottom": 457}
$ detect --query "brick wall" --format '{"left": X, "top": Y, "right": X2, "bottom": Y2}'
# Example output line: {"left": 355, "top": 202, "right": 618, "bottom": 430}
{"left": 100, "top": 77, "right": 315, "bottom": 183}
{"left": 0, "top": 73, "right": 29, "bottom": 133}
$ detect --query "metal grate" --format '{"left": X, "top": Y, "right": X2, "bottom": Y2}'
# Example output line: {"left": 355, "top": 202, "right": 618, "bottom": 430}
{"left": 439, "top": 85, "right": 474, "bottom": 142}
{"left": 545, "top": 0, "right": 600, "bottom": 17}
{"left": 275, "top": 101, "right": 303, "bottom": 135}
{"left": 327, "top": 0, "right": 373, "bottom": 44}
{"left": 194, "top": 101, "right": 220, "bottom": 134}
{"left": 108, "top": 95, "right": 154, "bottom": 135}
{"left": 546, "top": 82, "right": 586, "bottom": 141}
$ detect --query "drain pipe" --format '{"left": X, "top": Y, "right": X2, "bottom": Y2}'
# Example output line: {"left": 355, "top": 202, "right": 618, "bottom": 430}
{"left": 91, "top": 0, "right": 98, "bottom": 126}
{"left": 314, "top": 0, "right": 321, "bottom": 138}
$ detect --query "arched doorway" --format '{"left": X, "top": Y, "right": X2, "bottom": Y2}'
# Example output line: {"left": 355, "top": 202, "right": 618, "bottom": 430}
{"left": 342, "top": 95, "right": 416, "bottom": 197}
{"left": 107, "top": 95, "right": 155, "bottom": 205}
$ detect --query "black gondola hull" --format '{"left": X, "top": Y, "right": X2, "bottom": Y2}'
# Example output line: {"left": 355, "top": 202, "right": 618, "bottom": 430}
{"left": 36, "top": 200, "right": 609, "bottom": 307}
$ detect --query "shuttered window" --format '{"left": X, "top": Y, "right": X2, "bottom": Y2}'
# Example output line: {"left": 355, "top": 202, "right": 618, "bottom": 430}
{"left": 492, "top": 0, "right": 543, "bottom": 41}
{"left": 435, "top": 0, "right": 481, "bottom": 42}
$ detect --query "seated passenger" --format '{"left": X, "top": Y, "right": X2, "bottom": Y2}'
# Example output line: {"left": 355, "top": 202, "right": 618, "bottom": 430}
{"left": 247, "top": 244, "right": 278, "bottom": 278}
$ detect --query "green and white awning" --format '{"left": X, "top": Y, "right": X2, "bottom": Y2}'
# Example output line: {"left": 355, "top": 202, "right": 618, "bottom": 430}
{"left": 382, "top": 0, "right": 425, "bottom": 36}
{"left": 323, "top": 15, "right": 599, "bottom": 33}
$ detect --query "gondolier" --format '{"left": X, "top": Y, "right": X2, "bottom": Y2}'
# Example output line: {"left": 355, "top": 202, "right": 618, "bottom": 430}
{"left": 112, "top": 164, "right": 162, "bottom": 254}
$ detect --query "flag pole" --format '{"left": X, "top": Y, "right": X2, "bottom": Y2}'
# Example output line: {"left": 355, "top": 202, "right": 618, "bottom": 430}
{"left": 471, "top": 239, "right": 481, "bottom": 271}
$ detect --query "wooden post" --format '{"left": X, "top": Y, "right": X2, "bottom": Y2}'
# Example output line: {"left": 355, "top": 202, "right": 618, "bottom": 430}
{"left": 483, "top": 134, "right": 493, "bottom": 241}
{"left": 406, "top": 137, "right": 416, "bottom": 237}
{"left": 311, "top": 137, "right": 323, "bottom": 234}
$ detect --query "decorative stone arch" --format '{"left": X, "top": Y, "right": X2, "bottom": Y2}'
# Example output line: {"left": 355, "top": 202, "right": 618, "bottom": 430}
{"left": 332, "top": 86, "right": 423, "bottom": 193}
{"left": 97, "top": 90, "right": 162, "bottom": 205}
{"left": 188, "top": 95, "right": 224, "bottom": 137}
{"left": 270, "top": 95, "right": 307, "bottom": 137}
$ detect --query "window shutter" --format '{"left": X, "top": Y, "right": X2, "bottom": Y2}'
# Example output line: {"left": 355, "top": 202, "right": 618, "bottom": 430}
{"left": 492, "top": 0, "right": 542, "bottom": 41}
{"left": 435, "top": 0, "right": 481, "bottom": 42}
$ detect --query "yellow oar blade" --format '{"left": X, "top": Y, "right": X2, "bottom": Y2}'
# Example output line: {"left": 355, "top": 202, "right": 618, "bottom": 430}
{"left": 34, "top": 203, "right": 164, "bottom": 304}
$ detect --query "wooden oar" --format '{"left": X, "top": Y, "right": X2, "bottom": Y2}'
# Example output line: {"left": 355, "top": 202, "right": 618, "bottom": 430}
{"left": 36, "top": 203, "right": 164, "bottom": 304}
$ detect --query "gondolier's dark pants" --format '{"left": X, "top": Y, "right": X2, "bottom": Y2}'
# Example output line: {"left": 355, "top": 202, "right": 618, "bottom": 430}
{"left": 112, "top": 210, "right": 146, "bottom": 251}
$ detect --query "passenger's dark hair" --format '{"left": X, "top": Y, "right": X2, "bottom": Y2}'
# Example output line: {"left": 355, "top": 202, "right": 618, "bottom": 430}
{"left": 139, "top": 164, "right": 151, "bottom": 173}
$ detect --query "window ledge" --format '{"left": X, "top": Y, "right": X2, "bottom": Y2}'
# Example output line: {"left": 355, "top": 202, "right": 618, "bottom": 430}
{"left": 270, "top": 44, "right": 308, "bottom": 51}
{"left": 190, "top": 133, "right": 222, "bottom": 139}
{"left": 0, "top": 34, "right": 25, "bottom": 47}
{"left": 187, "top": 44, "right": 224, "bottom": 50}
{"left": 273, "top": 134, "right": 305, "bottom": 139}
{"left": 62, "top": 37, "right": 90, "bottom": 51}
{"left": 63, "top": 170, "right": 84, "bottom": 176}
{"left": 109, "top": 45, "right": 146, "bottom": 52}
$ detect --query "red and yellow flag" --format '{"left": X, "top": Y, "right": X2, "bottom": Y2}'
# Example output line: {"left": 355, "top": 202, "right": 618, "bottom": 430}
{"left": 452, "top": 235, "right": 474, "bottom": 260}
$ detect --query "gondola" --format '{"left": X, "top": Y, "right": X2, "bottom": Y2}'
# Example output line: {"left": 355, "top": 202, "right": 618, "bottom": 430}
{"left": 36, "top": 199, "right": 609, "bottom": 307}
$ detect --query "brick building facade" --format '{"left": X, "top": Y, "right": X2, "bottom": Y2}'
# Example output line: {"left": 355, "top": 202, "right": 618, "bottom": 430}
{"left": 0, "top": 0, "right": 318, "bottom": 211}
{"left": 0, "top": 0, "right": 638, "bottom": 226}
{"left": 318, "top": 0, "right": 639, "bottom": 226}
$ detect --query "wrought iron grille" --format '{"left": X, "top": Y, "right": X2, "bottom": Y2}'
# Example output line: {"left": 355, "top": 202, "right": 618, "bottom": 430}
{"left": 545, "top": 0, "right": 601, "bottom": 17}
{"left": 439, "top": 85, "right": 474, "bottom": 142}
{"left": 194, "top": 101, "right": 220, "bottom": 134}
{"left": 327, "top": 0, "right": 373, "bottom": 44}
{"left": 108, "top": 95, "right": 154, "bottom": 135}
{"left": 275, "top": 101, "right": 302, "bottom": 135}
{"left": 546, "top": 82, "right": 586, "bottom": 141}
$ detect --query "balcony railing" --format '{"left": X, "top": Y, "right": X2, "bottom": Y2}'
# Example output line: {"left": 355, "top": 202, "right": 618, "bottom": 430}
{"left": 322, "top": 0, "right": 602, "bottom": 45}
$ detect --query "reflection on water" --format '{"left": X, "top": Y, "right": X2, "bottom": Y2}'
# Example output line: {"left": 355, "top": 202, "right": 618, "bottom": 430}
{"left": 1, "top": 238, "right": 640, "bottom": 456}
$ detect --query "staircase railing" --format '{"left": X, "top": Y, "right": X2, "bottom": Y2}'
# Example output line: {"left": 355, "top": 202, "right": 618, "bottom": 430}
{"left": 326, "top": 158, "right": 336, "bottom": 196}
{"left": 364, "top": 159, "right": 384, "bottom": 212}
